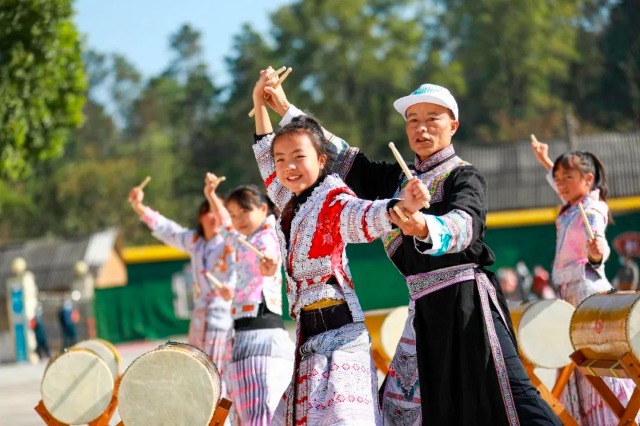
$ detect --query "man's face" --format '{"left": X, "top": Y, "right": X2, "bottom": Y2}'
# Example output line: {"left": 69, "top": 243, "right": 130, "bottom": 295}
{"left": 405, "top": 103, "right": 459, "bottom": 161}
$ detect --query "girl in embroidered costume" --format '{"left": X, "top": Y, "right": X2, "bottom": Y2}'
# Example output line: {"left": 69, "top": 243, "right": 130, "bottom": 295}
{"left": 247, "top": 68, "right": 429, "bottom": 426}
{"left": 127, "top": 185, "right": 236, "bottom": 401}
{"left": 204, "top": 180, "right": 295, "bottom": 426}
{"left": 531, "top": 141, "right": 639, "bottom": 426}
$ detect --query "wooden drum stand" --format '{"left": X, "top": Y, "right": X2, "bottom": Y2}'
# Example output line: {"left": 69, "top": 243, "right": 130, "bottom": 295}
{"left": 35, "top": 376, "right": 122, "bottom": 426}
{"left": 569, "top": 291, "right": 640, "bottom": 426}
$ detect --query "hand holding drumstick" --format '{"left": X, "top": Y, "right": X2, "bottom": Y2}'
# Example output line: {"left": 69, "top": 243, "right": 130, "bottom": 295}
{"left": 205, "top": 271, "right": 234, "bottom": 301}
{"left": 259, "top": 255, "right": 278, "bottom": 277}
{"left": 128, "top": 176, "right": 152, "bottom": 216}
{"left": 388, "top": 142, "right": 431, "bottom": 210}
{"left": 248, "top": 66, "right": 292, "bottom": 117}
{"left": 529, "top": 134, "right": 553, "bottom": 171}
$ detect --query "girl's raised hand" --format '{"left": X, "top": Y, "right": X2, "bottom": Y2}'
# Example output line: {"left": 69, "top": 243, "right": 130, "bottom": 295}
{"left": 403, "top": 178, "right": 431, "bottom": 213}
{"left": 530, "top": 135, "right": 553, "bottom": 170}
{"left": 264, "top": 83, "right": 291, "bottom": 117}
{"left": 128, "top": 186, "right": 144, "bottom": 206}
{"left": 259, "top": 255, "right": 278, "bottom": 277}
{"left": 218, "top": 285, "right": 234, "bottom": 302}
{"left": 252, "top": 66, "right": 279, "bottom": 103}
{"left": 204, "top": 172, "right": 225, "bottom": 200}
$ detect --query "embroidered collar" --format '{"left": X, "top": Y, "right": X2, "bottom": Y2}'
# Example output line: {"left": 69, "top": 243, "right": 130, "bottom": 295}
{"left": 413, "top": 144, "right": 456, "bottom": 172}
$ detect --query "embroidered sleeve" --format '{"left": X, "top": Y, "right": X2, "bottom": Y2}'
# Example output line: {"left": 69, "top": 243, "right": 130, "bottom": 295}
{"left": 414, "top": 167, "right": 486, "bottom": 256}
{"left": 252, "top": 133, "right": 294, "bottom": 211}
{"left": 141, "top": 208, "right": 196, "bottom": 255}
{"left": 414, "top": 210, "right": 473, "bottom": 255}
{"left": 331, "top": 190, "right": 394, "bottom": 244}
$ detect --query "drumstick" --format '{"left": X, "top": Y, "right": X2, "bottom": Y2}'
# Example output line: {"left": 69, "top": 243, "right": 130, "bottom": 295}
{"left": 238, "top": 236, "right": 265, "bottom": 259}
{"left": 248, "top": 67, "right": 292, "bottom": 118}
{"left": 392, "top": 205, "right": 409, "bottom": 222}
{"left": 530, "top": 134, "right": 539, "bottom": 146}
{"left": 138, "top": 176, "right": 151, "bottom": 190}
{"left": 388, "top": 142, "right": 430, "bottom": 209}
{"left": 205, "top": 271, "right": 224, "bottom": 289}
{"left": 210, "top": 175, "right": 226, "bottom": 186}
{"left": 578, "top": 202, "right": 595, "bottom": 240}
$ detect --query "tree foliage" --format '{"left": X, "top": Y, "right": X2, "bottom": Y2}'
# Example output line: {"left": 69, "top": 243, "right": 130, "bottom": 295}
{"left": 0, "top": 0, "right": 86, "bottom": 179}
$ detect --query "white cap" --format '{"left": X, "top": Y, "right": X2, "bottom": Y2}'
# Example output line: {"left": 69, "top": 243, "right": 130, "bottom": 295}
{"left": 393, "top": 83, "right": 459, "bottom": 121}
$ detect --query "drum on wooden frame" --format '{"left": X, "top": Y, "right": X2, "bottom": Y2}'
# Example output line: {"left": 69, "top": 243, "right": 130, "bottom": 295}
{"left": 570, "top": 291, "right": 640, "bottom": 361}
{"left": 117, "top": 341, "right": 222, "bottom": 426}
{"left": 40, "top": 338, "right": 120, "bottom": 425}
{"left": 509, "top": 299, "right": 575, "bottom": 368}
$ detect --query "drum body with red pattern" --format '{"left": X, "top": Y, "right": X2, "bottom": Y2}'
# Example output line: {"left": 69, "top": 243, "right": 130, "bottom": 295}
{"left": 570, "top": 291, "right": 640, "bottom": 361}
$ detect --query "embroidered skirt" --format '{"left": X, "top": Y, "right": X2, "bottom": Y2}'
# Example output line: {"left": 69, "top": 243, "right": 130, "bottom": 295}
{"left": 380, "top": 301, "right": 421, "bottom": 425}
{"left": 272, "top": 322, "right": 382, "bottom": 425}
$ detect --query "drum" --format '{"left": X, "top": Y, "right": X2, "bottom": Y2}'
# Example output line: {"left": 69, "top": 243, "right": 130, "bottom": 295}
{"left": 74, "top": 338, "right": 120, "bottom": 380}
{"left": 509, "top": 299, "right": 575, "bottom": 368}
{"left": 364, "top": 306, "right": 409, "bottom": 368}
{"left": 118, "top": 341, "right": 222, "bottom": 426}
{"left": 40, "top": 339, "right": 120, "bottom": 425}
{"left": 570, "top": 291, "right": 640, "bottom": 361}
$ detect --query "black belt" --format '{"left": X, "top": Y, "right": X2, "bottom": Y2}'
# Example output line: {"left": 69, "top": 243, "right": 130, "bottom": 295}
{"left": 299, "top": 302, "right": 353, "bottom": 340}
{"left": 234, "top": 304, "right": 285, "bottom": 331}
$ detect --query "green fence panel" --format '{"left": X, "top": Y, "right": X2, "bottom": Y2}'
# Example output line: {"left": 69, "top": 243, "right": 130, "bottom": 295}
{"left": 95, "top": 260, "right": 189, "bottom": 343}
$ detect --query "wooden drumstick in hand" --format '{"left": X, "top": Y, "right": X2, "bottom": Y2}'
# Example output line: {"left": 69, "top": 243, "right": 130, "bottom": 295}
{"left": 248, "top": 67, "right": 292, "bottom": 118}
{"left": 238, "top": 236, "right": 265, "bottom": 259}
{"left": 388, "top": 142, "right": 430, "bottom": 209}
{"left": 530, "top": 134, "right": 540, "bottom": 147}
{"left": 578, "top": 202, "right": 595, "bottom": 240}
{"left": 205, "top": 271, "right": 224, "bottom": 289}
{"left": 211, "top": 175, "right": 226, "bottom": 186}
{"left": 138, "top": 176, "right": 151, "bottom": 190}
{"left": 392, "top": 205, "right": 409, "bottom": 222}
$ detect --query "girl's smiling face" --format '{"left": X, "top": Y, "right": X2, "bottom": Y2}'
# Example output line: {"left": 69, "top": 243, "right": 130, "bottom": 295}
{"left": 273, "top": 133, "right": 326, "bottom": 196}
{"left": 226, "top": 199, "right": 268, "bottom": 236}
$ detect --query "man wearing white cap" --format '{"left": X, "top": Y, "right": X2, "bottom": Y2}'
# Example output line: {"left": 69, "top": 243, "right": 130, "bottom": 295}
{"left": 262, "top": 81, "right": 560, "bottom": 425}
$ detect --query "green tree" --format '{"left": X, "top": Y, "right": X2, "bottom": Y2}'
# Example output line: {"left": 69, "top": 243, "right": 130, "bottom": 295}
{"left": 593, "top": 0, "right": 640, "bottom": 128}
{"left": 269, "top": 0, "right": 426, "bottom": 158}
{"left": 0, "top": 0, "right": 86, "bottom": 179}
{"left": 434, "top": 0, "right": 590, "bottom": 142}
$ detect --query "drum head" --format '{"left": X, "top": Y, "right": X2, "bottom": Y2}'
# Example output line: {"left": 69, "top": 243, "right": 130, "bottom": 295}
{"left": 73, "top": 339, "right": 120, "bottom": 380}
{"left": 380, "top": 306, "right": 409, "bottom": 358}
{"left": 519, "top": 299, "right": 575, "bottom": 368}
{"left": 118, "top": 345, "right": 220, "bottom": 426}
{"left": 41, "top": 348, "right": 114, "bottom": 425}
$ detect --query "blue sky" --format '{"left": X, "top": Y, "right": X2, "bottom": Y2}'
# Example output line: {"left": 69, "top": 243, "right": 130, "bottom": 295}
{"left": 74, "top": 0, "right": 292, "bottom": 85}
